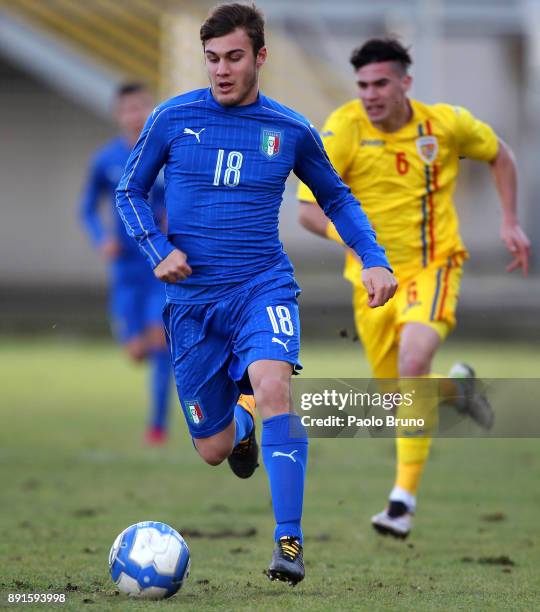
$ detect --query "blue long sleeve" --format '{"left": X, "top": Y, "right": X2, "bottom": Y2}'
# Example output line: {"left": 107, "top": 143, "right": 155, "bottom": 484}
{"left": 116, "top": 110, "right": 176, "bottom": 268}
{"left": 79, "top": 156, "right": 107, "bottom": 246}
{"left": 294, "top": 125, "right": 391, "bottom": 270}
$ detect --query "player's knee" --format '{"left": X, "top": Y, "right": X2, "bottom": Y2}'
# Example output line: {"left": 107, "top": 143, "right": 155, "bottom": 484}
{"left": 254, "top": 375, "right": 291, "bottom": 414}
{"left": 200, "top": 451, "right": 228, "bottom": 466}
{"left": 399, "top": 350, "right": 430, "bottom": 376}
{"left": 194, "top": 440, "right": 232, "bottom": 466}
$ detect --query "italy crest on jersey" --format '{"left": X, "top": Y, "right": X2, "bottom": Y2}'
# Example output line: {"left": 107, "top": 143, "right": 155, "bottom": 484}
{"left": 416, "top": 135, "right": 439, "bottom": 164}
{"left": 261, "top": 129, "right": 282, "bottom": 159}
{"left": 184, "top": 399, "right": 205, "bottom": 425}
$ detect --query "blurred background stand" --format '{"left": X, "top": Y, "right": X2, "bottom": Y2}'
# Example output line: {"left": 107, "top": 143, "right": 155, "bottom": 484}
{"left": 0, "top": 0, "right": 538, "bottom": 338}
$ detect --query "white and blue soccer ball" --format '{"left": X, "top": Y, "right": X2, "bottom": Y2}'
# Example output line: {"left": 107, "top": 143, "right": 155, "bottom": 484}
{"left": 109, "top": 521, "right": 190, "bottom": 599}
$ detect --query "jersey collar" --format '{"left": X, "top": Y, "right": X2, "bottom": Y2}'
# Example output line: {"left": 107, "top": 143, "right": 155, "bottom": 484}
{"left": 359, "top": 98, "right": 419, "bottom": 138}
{"left": 205, "top": 87, "right": 263, "bottom": 113}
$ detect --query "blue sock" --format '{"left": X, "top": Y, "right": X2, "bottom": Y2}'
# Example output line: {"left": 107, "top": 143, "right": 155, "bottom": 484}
{"left": 261, "top": 414, "right": 308, "bottom": 543}
{"left": 149, "top": 349, "right": 172, "bottom": 431}
{"left": 234, "top": 402, "right": 254, "bottom": 446}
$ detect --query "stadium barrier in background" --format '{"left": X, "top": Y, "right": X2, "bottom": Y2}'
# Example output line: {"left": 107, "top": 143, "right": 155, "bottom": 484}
{"left": 0, "top": 0, "right": 538, "bottom": 337}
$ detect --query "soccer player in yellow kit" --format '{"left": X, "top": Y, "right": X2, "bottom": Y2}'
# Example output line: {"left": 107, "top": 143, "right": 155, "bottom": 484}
{"left": 297, "top": 39, "right": 530, "bottom": 538}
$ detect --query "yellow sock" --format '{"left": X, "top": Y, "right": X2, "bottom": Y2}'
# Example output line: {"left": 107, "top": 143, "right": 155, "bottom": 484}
{"left": 396, "top": 435, "right": 432, "bottom": 496}
{"left": 392, "top": 375, "right": 442, "bottom": 497}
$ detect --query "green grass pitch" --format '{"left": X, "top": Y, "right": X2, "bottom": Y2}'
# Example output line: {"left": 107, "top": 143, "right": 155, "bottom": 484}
{"left": 0, "top": 337, "right": 539, "bottom": 611}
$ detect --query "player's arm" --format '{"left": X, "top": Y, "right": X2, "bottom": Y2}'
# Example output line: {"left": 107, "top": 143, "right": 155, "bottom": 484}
{"left": 294, "top": 125, "right": 397, "bottom": 308}
{"left": 116, "top": 109, "right": 191, "bottom": 282}
{"left": 489, "top": 139, "right": 530, "bottom": 275}
{"left": 79, "top": 156, "right": 120, "bottom": 259}
{"left": 298, "top": 200, "right": 340, "bottom": 241}
{"left": 455, "top": 106, "right": 531, "bottom": 276}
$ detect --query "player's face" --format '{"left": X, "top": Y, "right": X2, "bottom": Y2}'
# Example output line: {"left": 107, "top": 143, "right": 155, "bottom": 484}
{"left": 356, "top": 62, "right": 411, "bottom": 127}
{"left": 115, "top": 92, "right": 153, "bottom": 137}
{"left": 204, "top": 28, "right": 267, "bottom": 107}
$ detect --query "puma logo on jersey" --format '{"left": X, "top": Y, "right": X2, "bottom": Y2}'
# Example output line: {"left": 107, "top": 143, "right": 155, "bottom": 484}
{"left": 272, "top": 450, "right": 298, "bottom": 462}
{"left": 272, "top": 337, "right": 290, "bottom": 351}
{"left": 183, "top": 127, "right": 206, "bottom": 143}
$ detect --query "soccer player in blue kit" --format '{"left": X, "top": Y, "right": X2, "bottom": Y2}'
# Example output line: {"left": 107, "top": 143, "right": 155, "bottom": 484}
{"left": 116, "top": 4, "right": 397, "bottom": 584}
{"left": 80, "top": 83, "right": 172, "bottom": 445}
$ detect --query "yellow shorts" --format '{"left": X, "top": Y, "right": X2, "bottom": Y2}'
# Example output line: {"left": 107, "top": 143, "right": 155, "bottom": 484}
{"left": 352, "top": 258, "right": 463, "bottom": 378}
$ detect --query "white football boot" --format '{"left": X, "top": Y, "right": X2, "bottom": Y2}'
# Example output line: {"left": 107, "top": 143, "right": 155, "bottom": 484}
{"left": 372, "top": 488, "right": 415, "bottom": 539}
{"left": 371, "top": 508, "right": 413, "bottom": 539}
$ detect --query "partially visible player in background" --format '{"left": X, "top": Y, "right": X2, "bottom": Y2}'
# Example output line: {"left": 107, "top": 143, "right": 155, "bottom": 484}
{"left": 80, "top": 82, "right": 172, "bottom": 445}
{"left": 297, "top": 38, "right": 531, "bottom": 538}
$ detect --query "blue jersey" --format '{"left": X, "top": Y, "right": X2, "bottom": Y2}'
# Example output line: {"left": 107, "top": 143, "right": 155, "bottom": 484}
{"left": 116, "top": 87, "right": 390, "bottom": 303}
{"left": 80, "top": 136, "right": 165, "bottom": 267}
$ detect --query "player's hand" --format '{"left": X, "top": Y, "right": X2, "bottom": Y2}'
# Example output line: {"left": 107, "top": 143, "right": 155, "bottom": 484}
{"left": 500, "top": 220, "right": 531, "bottom": 276}
{"left": 101, "top": 238, "right": 121, "bottom": 260}
{"left": 154, "top": 249, "right": 192, "bottom": 283}
{"left": 362, "top": 267, "right": 398, "bottom": 308}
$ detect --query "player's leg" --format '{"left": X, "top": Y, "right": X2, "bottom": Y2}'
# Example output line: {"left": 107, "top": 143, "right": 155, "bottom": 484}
{"left": 399, "top": 322, "right": 440, "bottom": 376}
{"left": 250, "top": 359, "right": 307, "bottom": 586}
{"left": 109, "top": 278, "right": 147, "bottom": 362}
{"left": 371, "top": 270, "right": 445, "bottom": 536}
{"left": 376, "top": 261, "right": 471, "bottom": 537}
{"left": 248, "top": 359, "right": 307, "bottom": 538}
{"left": 352, "top": 283, "right": 417, "bottom": 536}
{"left": 112, "top": 274, "right": 170, "bottom": 444}
{"left": 381, "top": 321, "right": 441, "bottom": 535}
{"left": 232, "top": 276, "right": 306, "bottom": 585}
{"left": 192, "top": 420, "right": 236, "bottom": 465}
{"left": 143, "top": 323, "right": 172, "bottom": 444}
{"left": 142, "top": 282, "right": 173, "bottom": 444}
{"left": 226, "top": 393, "right": 258, "bottom": 478}
{"left": 195, "top": 394, "right": 257, "bottom": 472}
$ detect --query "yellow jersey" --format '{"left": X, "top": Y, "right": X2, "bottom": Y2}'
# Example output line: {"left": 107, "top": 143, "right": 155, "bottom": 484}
{"left": 297, "top": 98, "right": 499, "bottom": 284}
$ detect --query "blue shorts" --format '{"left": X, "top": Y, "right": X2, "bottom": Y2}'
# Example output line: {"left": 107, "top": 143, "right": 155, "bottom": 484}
{"left": 163, "top": 274, "right": 302, "bottom": 438}
{"left": 109, "top": 263, "right": 166, "bottom": 343}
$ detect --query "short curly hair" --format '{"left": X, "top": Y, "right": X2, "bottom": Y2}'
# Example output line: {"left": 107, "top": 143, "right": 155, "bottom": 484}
{"left": 350, "top": 38, "right": 412, "bottom": 74}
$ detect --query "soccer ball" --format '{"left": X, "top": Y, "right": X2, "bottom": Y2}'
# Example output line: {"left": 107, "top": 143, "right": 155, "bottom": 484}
{"left": 108, "top": 521, "right": 190, "bottom": 599}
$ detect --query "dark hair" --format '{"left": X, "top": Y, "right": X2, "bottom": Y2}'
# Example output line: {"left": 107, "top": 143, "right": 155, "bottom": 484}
{"left": 200, "top": 3, "right": 265, "bottom": 56}
{"left": 116, "top": 82, "right": 148, "bottom": 99}
{"left": 350, "top": 38, "right": 412, "bottom": 74}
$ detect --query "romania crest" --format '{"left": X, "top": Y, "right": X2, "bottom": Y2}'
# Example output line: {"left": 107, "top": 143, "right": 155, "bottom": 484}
{"left": 261, "top": 129, "right": 282, "bottom": 159}
{"left": 416, "top": 135, "right": 439, "bottom": 164}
